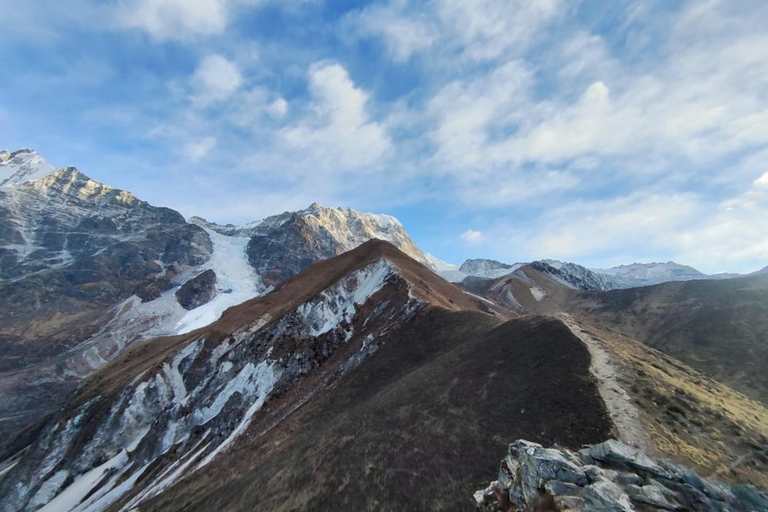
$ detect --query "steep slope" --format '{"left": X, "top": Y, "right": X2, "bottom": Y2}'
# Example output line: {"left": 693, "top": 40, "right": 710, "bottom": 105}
{"left": 0, "top": 149, "right": 55, "bottom": 187}
{"left": 0, "top": 242, "right": 620, "bottom": 512}
{"left": 566, "top": 274, "right": 768, "bottom": 405}
{"left": 0, "top": 167, "right": 213, "bottom": 437}
{"left": 532, "top": 260, "right": 619, "bottom": 291}
{"left": 193, "top": 202, "right": 431, "bottom": 286}
{"left": 459, "top": 264, "right": 578, "bottom": 313}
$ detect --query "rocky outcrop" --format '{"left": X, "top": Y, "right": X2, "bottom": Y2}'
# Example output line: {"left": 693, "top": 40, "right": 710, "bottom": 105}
{"left": 475, "top": 439, "right": 767, "bottom": 512}
{"left": 176, "top": 269, "right": 217, "bottom": 310}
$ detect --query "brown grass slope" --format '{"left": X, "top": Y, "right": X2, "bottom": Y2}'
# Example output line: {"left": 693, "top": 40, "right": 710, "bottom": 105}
{"left": 568, "top": 274, "right": 768, "bottom": 405}
{"left": 572, "top": 317, "right": 768, "bottom": 488}
{"left": 137, "top": 313, "right": 612, "bottom": 512}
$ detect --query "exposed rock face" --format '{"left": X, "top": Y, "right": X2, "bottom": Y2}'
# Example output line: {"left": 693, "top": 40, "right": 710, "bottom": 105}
{"left": 475, "top": 439, "right": 768, "bottom": 512}
{"left": 0, "top": 166, "right": 212, "bottom": 437}
{"left": 242, "top": 203, "right": 431, "bottom": 286}
{"left": 531, "top": 261, "right": 619, "bottom": 291}
{"left": 175, "top": 269, "right": 217, "bottom": 310}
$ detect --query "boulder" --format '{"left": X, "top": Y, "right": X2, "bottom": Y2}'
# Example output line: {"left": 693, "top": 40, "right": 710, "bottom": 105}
{"left": 175, "top": 269, "right": 217, "bottom": 310}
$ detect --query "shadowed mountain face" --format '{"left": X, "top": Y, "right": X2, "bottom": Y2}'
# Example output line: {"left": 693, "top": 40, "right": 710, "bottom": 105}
{"left": 0, "top": 241, "right": 614, "bottom": 512}
{"left": 568, "top": 274, "right": 768, "bottom": 405}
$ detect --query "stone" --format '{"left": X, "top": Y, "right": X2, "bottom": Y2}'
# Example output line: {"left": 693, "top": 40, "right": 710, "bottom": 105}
{"left": 175, "top": 269, "right": 217, "bottom": 310}
{"left": 581, "top": 478, "right": 635, "bottom": 512}
{"left": 589, "top": 439, "right": 672, "bottom": 478}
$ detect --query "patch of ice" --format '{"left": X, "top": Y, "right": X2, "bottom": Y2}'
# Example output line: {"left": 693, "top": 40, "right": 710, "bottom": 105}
{"left": 176, "top": 229, "right": 266, "bottom": 334}
{"left": 196, "top": 360, "right": 281, "bottom": 468}
{"left": 38, "top": 450, "right": 129, "bottom": 512}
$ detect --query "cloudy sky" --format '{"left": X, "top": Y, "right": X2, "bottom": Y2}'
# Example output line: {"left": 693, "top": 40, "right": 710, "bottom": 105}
{"left": 1, "top": 0, "right": 767, "bottom": 273}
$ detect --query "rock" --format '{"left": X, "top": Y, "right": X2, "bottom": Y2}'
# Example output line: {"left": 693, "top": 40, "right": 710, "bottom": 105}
{"left": 175, "top": 269, "right": 217, "bottom": 310}
{"left": 589, "top": 439, "right": 672, "bottom": 478}
{"left": 581, "top": 478, "right": 634, "bottom": 512}
{"left": 475, "top": 439, "right": 766, "bottom": 512}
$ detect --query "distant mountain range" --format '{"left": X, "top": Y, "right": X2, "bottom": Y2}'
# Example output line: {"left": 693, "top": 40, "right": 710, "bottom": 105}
{"left": 438, "top": 256, "right": 747, "bottom": 290}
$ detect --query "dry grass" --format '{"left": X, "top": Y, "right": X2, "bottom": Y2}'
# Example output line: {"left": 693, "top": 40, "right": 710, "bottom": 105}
{"left": 573, "top": 318, "right": 768, "bottom": 488}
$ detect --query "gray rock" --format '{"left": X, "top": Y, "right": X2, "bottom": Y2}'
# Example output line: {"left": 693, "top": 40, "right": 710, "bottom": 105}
{"left": 176, "top": 269, "right": 217, "bottom": 310}
{"left": 475, "top": 439, "right": 766, "bottom": 512}
{"left": 581, "top": 478, "right": 635, "bottom": 512}
{"left": 589, "top": 439, "right": 672, "bottom": 478}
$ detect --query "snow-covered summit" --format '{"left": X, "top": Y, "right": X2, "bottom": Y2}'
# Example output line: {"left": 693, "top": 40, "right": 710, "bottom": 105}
{"left": 0, "top": 149, "right": 55, "bottom": 187}
{"left": 593, "top": 261, "right": 707, "bottom": 288}
{"left": 191, "top": 203, "right": 432, "bottom": 272}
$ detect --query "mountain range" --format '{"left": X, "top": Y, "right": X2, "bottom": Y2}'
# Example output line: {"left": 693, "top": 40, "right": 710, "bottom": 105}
{"left": 0, "top": 149, "right": 766, "bottom": 512}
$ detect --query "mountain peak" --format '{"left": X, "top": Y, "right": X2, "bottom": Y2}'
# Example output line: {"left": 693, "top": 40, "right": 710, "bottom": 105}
{"left": 25, "top": 166, "right": 141, "bottom": 207}
{"left": 0, "top": 148, "right": 56, "bottom": 187}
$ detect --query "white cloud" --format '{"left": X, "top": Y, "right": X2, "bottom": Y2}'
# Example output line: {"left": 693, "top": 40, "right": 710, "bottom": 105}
{"left": 350, "top": 0, "right": 565, "bottom": 62}
{"left": 266, "top": 97, "right": 288, "bottom": 119}
{"left": 349, "top": 0, "right": 439, "bottom": 61}
{"left": 183, "top": 136, "right": 217, "bottom": 161}
{"left": 278, "top": 62, "right": 392, "bottom": 171}
{"left": 191, "top": 55, "right": 244, "bottom": 106}
{"left": 460, "top": 229, "right": 483, "bottom": 244}
{"left": 118, "top": 0, "right": 231, "bottom": 40}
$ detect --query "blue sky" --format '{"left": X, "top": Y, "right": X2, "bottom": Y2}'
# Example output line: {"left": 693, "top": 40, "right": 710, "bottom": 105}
{"left": 1, "top": 0, "right": 767, "bottom": 273}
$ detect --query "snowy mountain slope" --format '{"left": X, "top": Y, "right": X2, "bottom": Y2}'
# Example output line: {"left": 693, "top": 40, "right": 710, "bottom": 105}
{"left": 450, "top": 255, "right": 734, "bottom": 290}
{"left": 195, "top": 203, "right": 433, "bottom": 287}
{"left": 592, "top": 261, "right": 709, "bottom": 288}
{"left": 0, "top": 165, "right": 215, "bottom": 438}
{"left": 0, "top": 241, "right": 502, "bottom": 512}
{"left": 424, "top": 252, "right": 458, "bottom": 272}
{"left": 0, "top": 149, "right": 55, "bottom": 187}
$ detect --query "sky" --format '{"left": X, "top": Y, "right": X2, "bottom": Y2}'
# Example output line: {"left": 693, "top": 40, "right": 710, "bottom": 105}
{"left": 1, "top": 0, "right": 767, "bottom": 273}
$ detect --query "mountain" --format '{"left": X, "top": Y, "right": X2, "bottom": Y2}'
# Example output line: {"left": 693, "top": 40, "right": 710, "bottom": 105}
{"left": 4, "top": 241, "right": 597, "bottom": 512}
{"left": 438, "top": 258, "right": 523, "bottom": 282}
{"left": 0, "top": 166, "right": 214, "bottom": 436}
{"left": 0, "top": 149, "right": 55, "bottom": 187}
{"left": 423, "top": 252, "right": 459, "bottom": 272}
{"left": 0, "top": 151, "right": 438, "bottom": 443}
{"left": 566, "top": 273, "right": 768, "bottom": 405}
{"left": 531, "top": 260, "right": 619, "bottom": 291}
{"left": 448, "top": 255, "right": 736, "bottom": 291}
{"left": 194, "top": 203, "right": 432, "bottom": 287}
{"left": 592, "top": 261, "right": 709, "bottom": 288}
{"left": 464, "top": 263, "right": 768, "bottom": 406}
{"left": 3, "top": 243, "right": 765, "bottom": 512}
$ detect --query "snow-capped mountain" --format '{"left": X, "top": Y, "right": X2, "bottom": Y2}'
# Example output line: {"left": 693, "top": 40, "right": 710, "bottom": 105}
{"left": 0, "top": 241, "right": 499, "bottom": 512}
{"left": 424, "top": 252, "right": 459, "bottom": 272}
{"left": 0, "top": 165, "right": 214, "bottom": 436}
{"left": 531, "top": 260, "right": 619, "bottom": 291}
{"left": 193, "top": 202, "right": 432, "bottom": 286}
{"left": 438, "top": 258, "right": 524, "bottom": 282}
{"left": 446, "top": 255, "right": 734, "bottom": 291}
{"left": 0, "top": 150, "right": 437, "bottom": 443}
{"left": 0, "top": 149, "right": 55, "bottom": 187}
{"left": 591, "top": 261, "right": 708, "bottom": 288}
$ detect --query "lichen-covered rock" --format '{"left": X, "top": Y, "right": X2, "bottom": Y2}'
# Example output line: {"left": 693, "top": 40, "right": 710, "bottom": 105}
{"left": 475, "top": 439, "right": 768, "bottom": 512}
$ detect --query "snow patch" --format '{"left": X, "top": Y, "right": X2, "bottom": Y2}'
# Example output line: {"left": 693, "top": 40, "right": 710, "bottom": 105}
{"left": 176, "top": 228, "right": 267, "bottom": 334}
